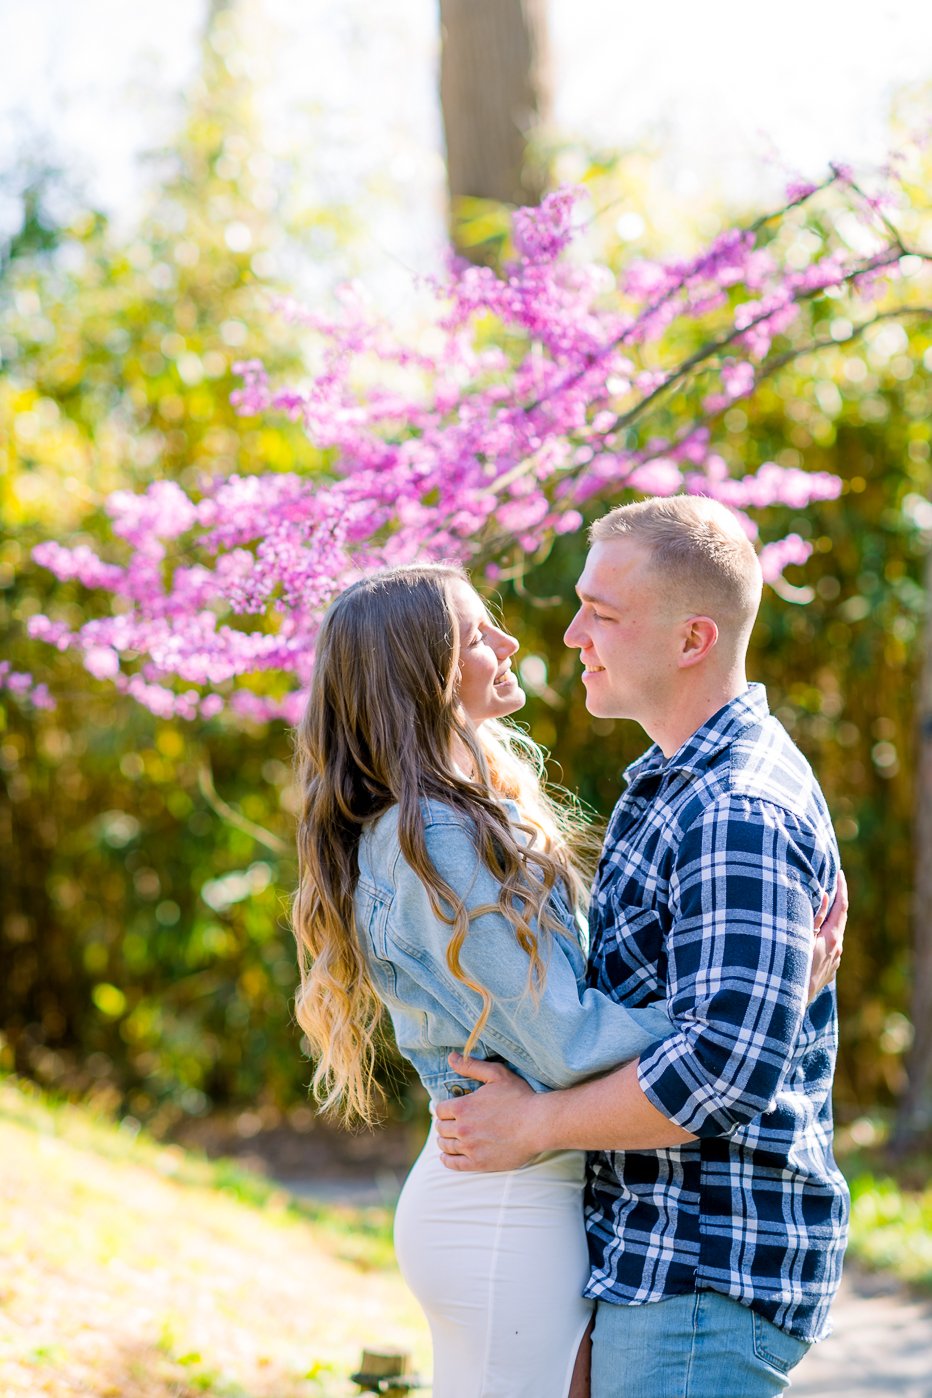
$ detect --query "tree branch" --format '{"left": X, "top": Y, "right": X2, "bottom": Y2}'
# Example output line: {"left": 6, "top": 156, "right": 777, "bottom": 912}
{"left": 197, "top": 760, "right": 290, "bottom": 856}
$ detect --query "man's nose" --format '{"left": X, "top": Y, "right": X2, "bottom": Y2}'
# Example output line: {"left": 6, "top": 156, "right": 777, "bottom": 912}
{"left": 564, "top": 609, "right": 586, "bottom": 648}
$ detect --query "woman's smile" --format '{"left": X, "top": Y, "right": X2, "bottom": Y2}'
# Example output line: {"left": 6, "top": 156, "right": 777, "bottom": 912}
{"left": 450, "top": 577, "right": 524, "bottom": 724}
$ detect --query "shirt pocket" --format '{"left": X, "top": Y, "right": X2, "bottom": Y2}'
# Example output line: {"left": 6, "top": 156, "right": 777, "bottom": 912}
{"left": 592, "top": 898, "right": 668, "bottom": 1006}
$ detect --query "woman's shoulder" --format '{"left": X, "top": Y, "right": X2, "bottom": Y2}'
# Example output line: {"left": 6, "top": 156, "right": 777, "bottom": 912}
{"left": 363, "top": 795, "right": 469, "bottom": 834}
{"left": 360, "top": 797, "right": 475, "bottom": 865}
{"left": 360, "top": 793, "right": 525, "bottom": 883}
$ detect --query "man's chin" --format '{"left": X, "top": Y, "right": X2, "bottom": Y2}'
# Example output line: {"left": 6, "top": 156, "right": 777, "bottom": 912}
{"left": 583, "top": 690, "right": 628, "bottom": 721}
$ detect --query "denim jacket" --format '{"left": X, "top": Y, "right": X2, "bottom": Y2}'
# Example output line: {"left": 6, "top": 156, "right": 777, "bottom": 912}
{"left": 355, "top": 797, "right": 673, "bottom": 1104}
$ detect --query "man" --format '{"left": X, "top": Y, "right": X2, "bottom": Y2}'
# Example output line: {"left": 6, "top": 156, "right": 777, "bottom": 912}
{"left": 435, "top": 495, "right": 849, "bottom": 1397}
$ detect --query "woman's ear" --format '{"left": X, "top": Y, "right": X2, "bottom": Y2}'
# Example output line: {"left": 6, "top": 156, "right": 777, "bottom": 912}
{"left": 678, "top": 616, "right": 718, "bottom": 668}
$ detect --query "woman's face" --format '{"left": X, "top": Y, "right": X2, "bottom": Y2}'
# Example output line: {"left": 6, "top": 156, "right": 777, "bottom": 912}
{"left": 449, "top": 578, "right": 524, "bottom": 725}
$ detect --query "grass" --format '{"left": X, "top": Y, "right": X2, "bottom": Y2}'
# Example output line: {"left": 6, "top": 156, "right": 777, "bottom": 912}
{"left": 0, "top": 1076, "right": 429, "bottom": 1397}
{"left": 3, "top": 1075, "right": 930, "bottom": 1396}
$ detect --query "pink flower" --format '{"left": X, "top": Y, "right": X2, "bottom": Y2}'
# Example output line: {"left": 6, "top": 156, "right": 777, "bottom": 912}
{"left": 512, "top": 187, "right": 585, "bottom": 263}
{"left": 23, "top": 153, "right": 916, "bottom": 719}
{"left": 628, "top": 459, "right": 684, "bottom": 496}
{"left": 84, "top": 647, "right": 121, "bottom": 680}
{"left": 759, "top": 535, "right": 813, "bottom": 583}
{"left": 721, "top": 360, "right": 755, "bottom": 399}
{"left": 786, "top": 179, "right": 819, "bottom": 203}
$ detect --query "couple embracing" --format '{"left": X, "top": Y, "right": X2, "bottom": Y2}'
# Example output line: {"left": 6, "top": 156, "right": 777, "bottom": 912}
{"left": 294, "top": 495, "right": 849, "bottom": 1398}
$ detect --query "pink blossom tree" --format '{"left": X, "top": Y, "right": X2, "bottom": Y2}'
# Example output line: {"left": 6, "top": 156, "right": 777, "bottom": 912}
{"left": 9, "top": 158, "right": 930, "bottom": 723}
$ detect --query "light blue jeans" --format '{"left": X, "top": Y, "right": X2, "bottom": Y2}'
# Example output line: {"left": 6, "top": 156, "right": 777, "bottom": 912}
{"left": 591, "top": 1290, "right": 811, "bottom": 1398}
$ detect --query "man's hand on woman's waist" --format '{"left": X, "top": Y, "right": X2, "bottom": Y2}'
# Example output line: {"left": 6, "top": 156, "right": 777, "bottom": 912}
{"left": 434, "top": 1052, "right": 695, "bottom": 1170}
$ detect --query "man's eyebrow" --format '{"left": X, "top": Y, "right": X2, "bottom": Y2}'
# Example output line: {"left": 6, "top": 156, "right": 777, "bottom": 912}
{"left": 576, "top": 588, "right": 619, "bottom": 610}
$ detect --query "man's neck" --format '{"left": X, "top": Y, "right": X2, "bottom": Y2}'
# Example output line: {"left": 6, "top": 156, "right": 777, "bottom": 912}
{"left": 650, "top": 674, "right": 750, "bottom": 759}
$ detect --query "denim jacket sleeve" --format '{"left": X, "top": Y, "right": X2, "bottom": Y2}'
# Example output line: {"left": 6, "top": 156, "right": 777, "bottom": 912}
{"left": 385, "top": 809, "right": 673, "bottom": 1091}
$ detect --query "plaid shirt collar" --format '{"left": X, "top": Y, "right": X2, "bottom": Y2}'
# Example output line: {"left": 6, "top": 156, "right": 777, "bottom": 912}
{"left": 622, "top": 683, "right": 771, "bottom": 789}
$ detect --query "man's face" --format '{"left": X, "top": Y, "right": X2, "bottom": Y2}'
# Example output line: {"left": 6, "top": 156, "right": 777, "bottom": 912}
{"left": 564, "top": 537, "right": 681, "bottom": 722}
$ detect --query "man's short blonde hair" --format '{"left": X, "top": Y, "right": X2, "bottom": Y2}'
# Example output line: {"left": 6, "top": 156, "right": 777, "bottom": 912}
{"left": 590, "top": 495, "right": 763, "bottom": 637}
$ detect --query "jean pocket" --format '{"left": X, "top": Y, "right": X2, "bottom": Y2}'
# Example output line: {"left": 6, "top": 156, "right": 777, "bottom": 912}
{"left": 751, "top": 1311, "right": 809, "bottom": 1377}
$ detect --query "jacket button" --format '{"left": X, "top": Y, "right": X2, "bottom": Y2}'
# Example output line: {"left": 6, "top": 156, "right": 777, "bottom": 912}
{"left": 448, "top": 1084, "right": 469, "bottom": 1098}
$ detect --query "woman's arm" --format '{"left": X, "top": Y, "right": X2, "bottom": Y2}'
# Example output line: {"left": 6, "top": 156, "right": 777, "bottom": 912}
{"left": 386, "top": 813, "right": 673, "bottom": 1090}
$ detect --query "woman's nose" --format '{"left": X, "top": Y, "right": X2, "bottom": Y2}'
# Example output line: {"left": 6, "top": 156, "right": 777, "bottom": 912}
{"left": 485, "top": 622, "right": 516, "bottom": 658}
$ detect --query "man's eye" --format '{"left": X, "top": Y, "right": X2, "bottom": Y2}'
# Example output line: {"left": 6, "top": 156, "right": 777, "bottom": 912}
{"left": 593, "top": 611, "right": 612, "bottom": 622}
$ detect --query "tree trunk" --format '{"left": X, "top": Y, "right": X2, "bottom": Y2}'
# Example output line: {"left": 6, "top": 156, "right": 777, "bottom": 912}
{"left": 894, "top": 539, "right": 932, "bottom": 1149}
{"left": 438, "top": 0, "right": 551, "bottom": 255}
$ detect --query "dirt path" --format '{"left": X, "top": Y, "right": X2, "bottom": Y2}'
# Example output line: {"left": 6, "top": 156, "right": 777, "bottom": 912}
{"left": 793, "top": 1267, "right": 932, "bottom": 1398}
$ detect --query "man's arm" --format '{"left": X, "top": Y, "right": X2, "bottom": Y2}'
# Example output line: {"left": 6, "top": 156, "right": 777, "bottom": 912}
{"left": 435, "top": 1052, "right": 694, "bottom": 1171}
{"left": 437, "top": 799, "right": 841, "bottom": 1171}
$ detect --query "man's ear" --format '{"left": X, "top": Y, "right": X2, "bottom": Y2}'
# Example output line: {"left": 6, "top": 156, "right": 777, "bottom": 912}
{"left": 678, "top": 616, "right": 718, "bottom": 668}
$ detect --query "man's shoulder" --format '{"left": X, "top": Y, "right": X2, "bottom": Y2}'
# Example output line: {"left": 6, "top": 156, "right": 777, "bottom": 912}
{"left": 724, "top": 713, "right": 828, "bottom": 814}
{"left": 604, "top": 708, "right": 835, "bottom": 855}
{"left": 663, "top": 713, "right": 832, "bottom": 838}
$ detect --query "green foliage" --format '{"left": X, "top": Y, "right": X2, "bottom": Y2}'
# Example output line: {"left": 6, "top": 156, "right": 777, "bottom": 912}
{"left": 0, "top": 1072, "right": 396, "bottom": 1267}
{"left": 0, "top": 1073, "right": 420, "bottom": 1397}
{"left": 0, "top": 6, "right": 384, "bottom": 1130}
{"left": 847, "top": 1170, "right": 932, "bottom": 1290}
{"left": 836, "top": 1117, "right": 932, "bottom": 1290}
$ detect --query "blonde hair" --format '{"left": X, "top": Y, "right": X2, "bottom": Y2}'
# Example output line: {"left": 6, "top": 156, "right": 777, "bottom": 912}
{"left": 591, "top": 495, "right": 762, "bottom": 646}
{"left": 292, "top": 563, "right": 591, "bottom": 1126}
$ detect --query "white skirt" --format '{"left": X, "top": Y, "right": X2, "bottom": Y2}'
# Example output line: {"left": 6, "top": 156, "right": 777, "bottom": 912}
{"left": 393, "top": 1124, "right": 593, "bottom": 1398}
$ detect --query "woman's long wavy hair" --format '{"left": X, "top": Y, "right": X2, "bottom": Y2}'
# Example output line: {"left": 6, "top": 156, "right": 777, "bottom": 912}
{"left": 292, "top": 562, "right": 593, "bottom": 1126}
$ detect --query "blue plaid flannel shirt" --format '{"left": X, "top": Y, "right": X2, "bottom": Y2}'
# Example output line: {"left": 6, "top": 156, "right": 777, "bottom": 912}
{"left": 584, "top": 685, "right": 849, "bottom": 1343}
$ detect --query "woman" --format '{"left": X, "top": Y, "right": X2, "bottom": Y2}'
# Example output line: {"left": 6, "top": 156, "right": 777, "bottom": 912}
{"left": 292, "top": 563, "right": 840, "bottom": 1398}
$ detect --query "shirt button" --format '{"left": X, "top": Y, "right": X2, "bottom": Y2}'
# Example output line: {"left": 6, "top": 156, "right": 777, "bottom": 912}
{"left": 448, "top": 1084, "right": 469, "bottom": 1098}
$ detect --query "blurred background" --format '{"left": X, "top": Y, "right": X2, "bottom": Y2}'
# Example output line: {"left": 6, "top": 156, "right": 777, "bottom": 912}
{"left": 1, "top": 0, "right": 931, "bottom": 1288}
{"left": 2, "top": 3, "right": 931, "bottom": 1394}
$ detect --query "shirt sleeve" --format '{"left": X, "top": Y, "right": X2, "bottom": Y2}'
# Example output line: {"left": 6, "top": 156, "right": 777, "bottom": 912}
{"left": 636, "top": 794, "right": 829, "bottom": 1137}
{"left": 388, "top": 815, "right": 674, "bottom": 1091}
